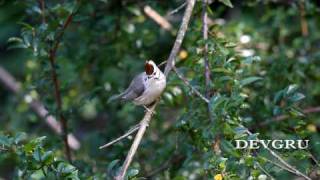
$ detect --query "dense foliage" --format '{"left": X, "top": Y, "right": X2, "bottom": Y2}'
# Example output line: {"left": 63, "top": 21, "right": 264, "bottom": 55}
{"left": 0, "top": 0, "right": 319, "bottom": 179}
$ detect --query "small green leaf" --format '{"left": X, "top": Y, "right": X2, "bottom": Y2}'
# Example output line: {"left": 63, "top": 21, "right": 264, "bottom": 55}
{"left": 0, "top": 134, "right": 11, "bottom": 147}
{"left": 288, "top": 107, "right": 304, "bottom": 117}
{"left": 234, "top": 127, "right": 247, "bottom": 134}
{"left": 289, "top": 92, "right": 305, "bottom": 102}
{"left": 286, "top": 84, "right": 299, "bottom": 95}
{"left": 218, "top": 0, "right": 233, "bottom": 8}
{"left": 107, "top": 159, "right": 120, "bottom": 174}
{"left": 240, "top": 77, "right": 262, "bottom": 86}
{"left": 243, "top": 56, "right": 261, "bottom": 64}
{"left": 14, "top": 132, "right": 27, "bottom": 144}
{"left": 33, "top": 147, "right": 42, "bottom": 162}
{"left": 126, "top": 168, "right": 139, "bottom": 178}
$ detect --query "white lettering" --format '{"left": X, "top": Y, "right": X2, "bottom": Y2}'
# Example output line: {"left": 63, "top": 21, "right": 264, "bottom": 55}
{"left": 235, "top": 140, "right": 248, "bottom": 149}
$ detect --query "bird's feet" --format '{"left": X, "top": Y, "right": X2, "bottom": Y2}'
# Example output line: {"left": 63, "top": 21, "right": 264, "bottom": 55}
{"left": 143, "top": 105, "right": 156, "bottom": 115}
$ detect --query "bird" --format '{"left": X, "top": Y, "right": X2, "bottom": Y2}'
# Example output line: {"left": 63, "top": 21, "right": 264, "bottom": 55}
{"left": 108, "top": 60, "right": 166, "bottom": 111}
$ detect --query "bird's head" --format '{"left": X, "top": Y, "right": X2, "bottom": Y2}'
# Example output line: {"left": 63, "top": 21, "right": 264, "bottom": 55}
{"left": 145, "top": 60, "right": 158, "bottom": 77}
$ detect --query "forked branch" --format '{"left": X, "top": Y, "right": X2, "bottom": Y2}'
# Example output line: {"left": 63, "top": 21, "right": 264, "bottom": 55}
{"left": 113, "top": 0, "right": 196, "bottom": 179}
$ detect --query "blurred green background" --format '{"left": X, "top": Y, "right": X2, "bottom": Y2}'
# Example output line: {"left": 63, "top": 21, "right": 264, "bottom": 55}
{"left": 0, "top": 0, "right": 319, "bottom": 179}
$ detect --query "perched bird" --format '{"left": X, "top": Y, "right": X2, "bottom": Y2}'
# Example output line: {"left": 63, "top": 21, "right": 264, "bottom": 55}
{"left": 108, "top": 60, "right": 166, "bottom": 110}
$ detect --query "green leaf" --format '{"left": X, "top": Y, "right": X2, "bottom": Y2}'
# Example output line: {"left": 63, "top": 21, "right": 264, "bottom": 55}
{"left": 234, "top": 127, "right": 247, "bottom": 135}
{"left": 240, "top": 77, "right": 262, "bottom": 86}
{"left": 243, "top": 56, "right": 261, "bottom": 64}
{"left": 33, "top": 147, "right": 42, "bottom": 162}
{"left": 288, "top": 107, "right": 304, "bottom": 117}
{"left": 57, "top": 162, "right": 77, "bottom": 175}
{"left": 0, "top": 134, "right": 11, "bottom": 147}
{"left": 289, "top": 92, "right": 305, "bottom": 102}
{"left": 13, "top": 132, "right": 27, "bottom": 144}
{"left": 218, "top": 0, "right": 233, "bottom": 8}
{"left": 126, "top": 168, "right": 139, "bottom": 178}
{"left": 107, "top": 159, "right": 120, "bottom": 174}
{"left": 286, "top": 84, "right": 299, "bottom": 95}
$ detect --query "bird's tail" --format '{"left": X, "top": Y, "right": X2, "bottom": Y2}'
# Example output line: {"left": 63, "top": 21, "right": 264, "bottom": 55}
{"left": 107, "top": 94, "right": 122, "bottom": 103}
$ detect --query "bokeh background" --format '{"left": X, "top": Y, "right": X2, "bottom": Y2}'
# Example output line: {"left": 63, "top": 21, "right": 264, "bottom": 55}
{"left": 0, "top": 0, "right": 320, "bottom": 179}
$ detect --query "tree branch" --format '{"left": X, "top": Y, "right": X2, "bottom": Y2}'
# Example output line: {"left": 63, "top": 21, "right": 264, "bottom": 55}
{"left": 0, "top": 66, "right": 80, "bottom": 150}
{"left": 170, "top": 65, "right": 311, "bottom": 179}
{"left": 299, "top": 0, "right": 308, "bottom": 37}
{"left": 48, "top": 8, "right": 78, "bottom": 163}
{"left": 164, "top": 0, "right": 196, "bottom": 77}
{"left": 256, "top": 106, "right": 320, "bottom": 127}
{"left": 172, "top": 66, "right": 209, "bottom": 103}
{"left": 38, "top": 0, "right": 46, "bottom": 24}
{"left": 144, "top": 5, "right": 172, "bottom": 31}
{"left": 202, "top": 0, "right": 213, "bottom": 122}
{"left": 114, "top": 1, "right": 196, "bottom": 179}
{"left": 115, "top": 103, "right": 157, "bottom": 180}
{"left": 245, "top": 130, "right": 311, "bottom": 180}
{"left": 168, "top": 2, "right": 187, "bottom": 16}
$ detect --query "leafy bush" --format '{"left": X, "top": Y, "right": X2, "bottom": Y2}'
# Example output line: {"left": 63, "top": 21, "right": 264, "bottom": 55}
{"left": 0, "top": 0, "right": 319, "bottom": 179}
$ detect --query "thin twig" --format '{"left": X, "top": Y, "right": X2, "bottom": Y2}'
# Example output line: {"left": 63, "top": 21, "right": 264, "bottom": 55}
{"left": 168, "top": 2, "right": 187, "bottom": 15}
{"left": 0, "top": 66, "right": 80, "bottom": 150}
{"left": 299, "top": 0, "right": 308, "bottom": 37}
{"left": 255, "top": 161, "right": 275, "bottom": 180}
{"left": 158, "top": 60, "right": 167, "bottom": 68}
{"left": 256, "top": 106, "right": 320, "bottom": 127}
{"left": 99, "top": 124, "right": 140, "bottom": 149}
{"left": 172, "top": 65, "right": 311, "bottom": 179}
{"left": 172, "top": 66, "right": 210, "bottom": 104}
{"left": 263, "top": 157, "right": 297, "bottom": 175}
{"left": 202, "top": 0, "right": 213, "bottom": 122}
{"left": 246, "top": 130, "right": 311, "bottom": 180}
{"left": 38, "top": 0, "right": 46, "bottom": 24}
{"left": 309, "top": 153, "right": 320, "bottom": 167}
{"left": 48, "top": 7, "right": 78, "bottom": 163}
{"left": 115, "top": 1, "right": 196, "bottom": 179}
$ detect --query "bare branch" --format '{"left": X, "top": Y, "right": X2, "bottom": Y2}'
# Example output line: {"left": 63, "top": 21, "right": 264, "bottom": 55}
{"left": 144, "top": 5, "right": 172, "bottom": 31}
{"left": 202, "top": 0, "right": 213, "bottom": 122}
{"left": 114, "top": 1, "right": 196, "bottom": 179}
{"left": 164, "top": 0, "right": 196, "bottom": 76}
{"left": 99, "top": 124, "right": 140, "bottom": 149}
{"left": 256, "top": 106, "right": 320, "bottom": 127}
{"left": 246, "top": 130, "right": 311, "bottom": 180}
{"left": 115, "top": 103, "right": 157, "bottom": 180}
{"left": 0, "top": 66, "right": 80, "bottom": 150}
{"left": 255, "top": 161, "right": 275, "bottom": 180}
{"left": 48, "top": 5, "right": 79, "bottom": 162}
{"left": 172, "top": 66, "right": 210, "bottom": 104}
{"left": 168, "top": 2, "right": 187, "bottom": 16}
{"left": 262, "top": 157, "right": 297, "bottom": 175}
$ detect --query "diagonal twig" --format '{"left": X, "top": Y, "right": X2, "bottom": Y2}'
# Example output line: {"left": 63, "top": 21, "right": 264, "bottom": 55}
{"left": 99, "top": 124, "right": 140, "bottom": 149}
{"left": 172, "top": 66, "right": 210, "bottom": 104}
{"left": 164, "top": 0, "right": 196, "bottom": 77}
{"left": 144, "top": 5, "right": 172, "bottom": 31}
{"left": 168, "top": 2, "right": 187, "bottom": 16}
{"left": 0, "top": 66, "right": 80, "bottom": 150}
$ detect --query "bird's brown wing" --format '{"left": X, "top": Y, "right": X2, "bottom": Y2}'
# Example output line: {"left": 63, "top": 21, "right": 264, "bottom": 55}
{"left": 120, "top": 73, "right": 145, "bottom": 101}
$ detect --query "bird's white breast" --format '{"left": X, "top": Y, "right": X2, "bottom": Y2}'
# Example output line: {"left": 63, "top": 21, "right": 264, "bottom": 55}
{"left": 133, "top": 73, "right": 166, "bottom": 106}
